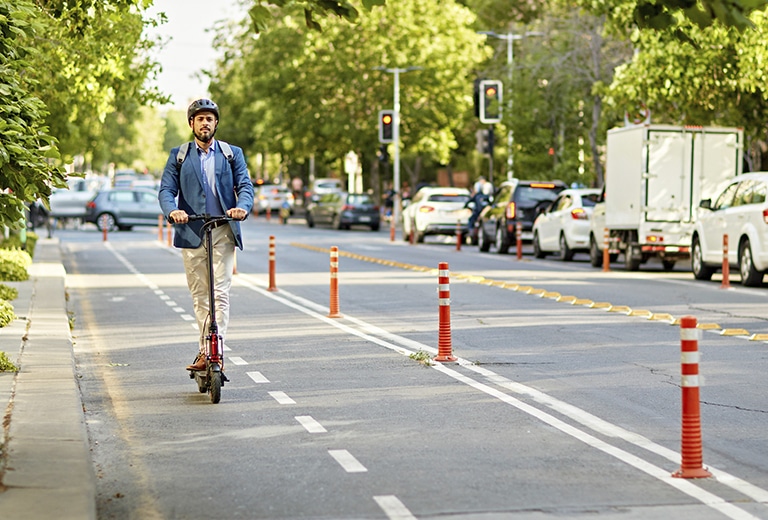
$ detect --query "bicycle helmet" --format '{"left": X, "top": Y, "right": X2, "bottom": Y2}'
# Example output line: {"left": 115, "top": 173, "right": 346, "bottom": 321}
{"left": 187, "top": 99, "right": 219, "bottom": 122}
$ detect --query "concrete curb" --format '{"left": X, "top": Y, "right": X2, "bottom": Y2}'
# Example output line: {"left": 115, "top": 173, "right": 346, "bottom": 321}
{"left": 0, "top": 238, "right": 96, "bottom": 520}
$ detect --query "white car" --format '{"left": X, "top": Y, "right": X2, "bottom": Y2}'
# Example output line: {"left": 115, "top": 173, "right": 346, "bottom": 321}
{"left": 401, "top": 187, "right": 471, "bottom": 243}
{"left": 532, "top": 188, "right": 602, "bottom": 261}
{"left": 255, "top": 185, "right": 295, "bottom": 214}
{"left": 691, "top": 172, "right": 768, "bottom": 286}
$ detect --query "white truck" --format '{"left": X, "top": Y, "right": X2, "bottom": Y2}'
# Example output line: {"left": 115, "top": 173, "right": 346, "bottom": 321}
{"left": 589, "top": 124, "right": 743, "bottom": 271}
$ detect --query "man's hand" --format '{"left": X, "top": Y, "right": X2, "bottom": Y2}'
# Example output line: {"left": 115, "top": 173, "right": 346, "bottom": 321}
{"left": 227, "top": 208, "right": 248, "bottom": 221}
{"left": 169, "top": 210, "right": 188, "bottom": 224}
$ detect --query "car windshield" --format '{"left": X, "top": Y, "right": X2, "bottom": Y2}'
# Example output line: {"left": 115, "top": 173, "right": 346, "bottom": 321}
{"left": 427, "top": 194, "right": 470, "bottom": 203}
{"left": 517, "top": 187, "right": 561, "bottom": 205}
{"left": 347, "top": 194, "right": 373, "bottom": 205}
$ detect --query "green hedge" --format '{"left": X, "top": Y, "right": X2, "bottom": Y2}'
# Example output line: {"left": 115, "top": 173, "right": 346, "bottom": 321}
{"left": 0, "top": 232, "right": 33, "bottom": 331}
{"left": 0, "top": 283, "right": 17, "bottom": 301}
{"left": 0, "top": 248, "right": 32, "bottom": 282}
{"left": 0, "top": 299, "right": 14, "bottom": 328}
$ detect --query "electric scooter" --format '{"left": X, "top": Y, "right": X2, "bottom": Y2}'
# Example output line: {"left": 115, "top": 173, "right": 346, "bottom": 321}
{"left": 185, "top": 213, "right": 235, "bottom": 404}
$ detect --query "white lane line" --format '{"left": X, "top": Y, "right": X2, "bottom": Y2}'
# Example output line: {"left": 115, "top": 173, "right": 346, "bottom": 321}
{"left": 374, "top": 495, "right": 417, "bottom": 520}
{"left": 180, "top": 314, "right": 195, "bottom": 321}
{"left": 235, "top": 274, "right": 768, "bottom": 519}
{"left": 328, "top": 449, "right": 368, "bottom": 473}
{"left": 247, "top": 371, "right": 269, "bottom": 384}
{"left": 159, "top": 294, "right": 170, "bottom": 300}
{"left": 268, "top": 391, "right": 296, "bottom": 405}
{"left": 172, "top": 307, "right": 185, "bottom": 313}
{"left": 228, "top": 356, "right": 248, "bottom": 366}
{"left": 164, "top": 300, "right": 178, "bottom": 307}
{"left": 295, "top": 415, "right": 327, "bottom": 433}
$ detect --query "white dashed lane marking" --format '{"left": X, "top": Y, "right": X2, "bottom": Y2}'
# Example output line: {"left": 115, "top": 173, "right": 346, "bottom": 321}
{"left": 295, "top": 416, "right": 326, "bottom": 433}
{"left": 374, "top": 495, "right": 417, "bottom": 520}
{"left": 247, "top": 371, "right": 270, "bottom": 384}
{"left": 328, "top": 450, "right": 367, "bottom": 473}
{"left": 268, "top": 391, "right": 296, "bottom": 405}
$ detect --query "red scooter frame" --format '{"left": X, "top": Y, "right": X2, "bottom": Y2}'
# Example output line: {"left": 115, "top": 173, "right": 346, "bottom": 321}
{"left": 183, "top": 213, "right": 235, "bottom": 404}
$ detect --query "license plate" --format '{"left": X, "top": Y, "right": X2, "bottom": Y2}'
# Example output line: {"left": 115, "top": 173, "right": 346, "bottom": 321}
{"left": 359, "top": 216, "right": 371, "bottom": 222}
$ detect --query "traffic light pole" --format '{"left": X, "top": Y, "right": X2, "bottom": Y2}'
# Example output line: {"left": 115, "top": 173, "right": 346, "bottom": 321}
{"left": 375, "top": 66, "right": 420, "bottom": 229}
{"left": 479, "top": 30, "right": 543, "bottom": 181}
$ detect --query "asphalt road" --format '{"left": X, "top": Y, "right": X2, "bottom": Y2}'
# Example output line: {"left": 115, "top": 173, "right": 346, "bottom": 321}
{"left": 60, "top": 216, "right": 768, "bottom": 519}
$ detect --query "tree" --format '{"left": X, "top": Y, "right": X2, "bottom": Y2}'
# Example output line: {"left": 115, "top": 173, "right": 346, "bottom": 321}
{"left": 0, "top": 0, "right": 65, "bottom": 228}
{"left": 211, "top": 0, "right": 489, "bottom": 188}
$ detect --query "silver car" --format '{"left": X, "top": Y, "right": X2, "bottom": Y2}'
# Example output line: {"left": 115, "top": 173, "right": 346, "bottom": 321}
{"left": 84, "top": 188, "right": 162, "bottom": 231}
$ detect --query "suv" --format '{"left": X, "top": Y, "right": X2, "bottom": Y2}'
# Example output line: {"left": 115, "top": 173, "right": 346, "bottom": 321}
{"left": 475, "top": 179, "right": 567, "bottom": 253}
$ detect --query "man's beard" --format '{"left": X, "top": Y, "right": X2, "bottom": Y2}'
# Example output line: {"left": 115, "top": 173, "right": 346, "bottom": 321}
{"left": 194, "top": 127, "right": 216, "bottom": 143}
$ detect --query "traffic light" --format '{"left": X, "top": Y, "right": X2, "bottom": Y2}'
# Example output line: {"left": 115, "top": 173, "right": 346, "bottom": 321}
{"left": 378, "top": 110, "right": 394, "bottom": 143}
{"left": 475, "top": 128, "right": 495, "bottom": 155}
{"left": 378, "top": 144, "right": 389, "bottom": 163}
{"left": 479, "top": 79, "right": 503, "bottom": 124}
{"left": 476, "top": 129, "right": 489, "bottom": 154}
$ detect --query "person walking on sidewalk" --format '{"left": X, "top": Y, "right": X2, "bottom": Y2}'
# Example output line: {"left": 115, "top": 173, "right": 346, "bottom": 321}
{"left": 159, "top": 98, "right": 254, "bottom": 371}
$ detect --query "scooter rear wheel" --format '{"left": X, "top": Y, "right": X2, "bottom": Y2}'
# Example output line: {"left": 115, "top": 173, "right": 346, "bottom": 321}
{"left": 209, "top": 372, "right": 222, "bottom": 404}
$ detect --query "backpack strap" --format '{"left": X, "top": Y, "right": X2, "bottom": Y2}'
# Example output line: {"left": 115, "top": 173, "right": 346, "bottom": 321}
{"left": 176, "top": 142, "right": 190, "bottom": 171}
{"left": 175, "top": 140, "right": 236, "bottom": 171}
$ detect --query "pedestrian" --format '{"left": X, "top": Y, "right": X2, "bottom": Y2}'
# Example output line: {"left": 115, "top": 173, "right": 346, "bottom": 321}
{"left": 158, "top": 98, "right": 254, "bottom": 371}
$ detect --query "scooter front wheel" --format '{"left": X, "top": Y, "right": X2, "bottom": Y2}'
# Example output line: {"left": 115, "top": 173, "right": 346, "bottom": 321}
{"left": 209, "top": 372, "right": 222, "bottom": 404}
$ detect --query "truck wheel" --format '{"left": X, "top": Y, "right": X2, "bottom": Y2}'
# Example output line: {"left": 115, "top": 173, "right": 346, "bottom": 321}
{"left": 625, "top": 247, "right": 641, "bottom": 271}
{"left": 739, "top": 239, "right": 764, "bottom": 286}
{"left": 589, "top": 235, "right": 602, "bottom": 267}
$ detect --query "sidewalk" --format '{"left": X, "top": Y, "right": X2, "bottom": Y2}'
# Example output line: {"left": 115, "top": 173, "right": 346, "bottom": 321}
{"left": 0, "top": 238, "right": 95, "bottom": 520}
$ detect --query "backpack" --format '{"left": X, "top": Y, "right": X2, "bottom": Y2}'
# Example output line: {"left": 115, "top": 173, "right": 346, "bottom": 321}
{"left": 175, "top": 140, "right": 236, "bottom": 172}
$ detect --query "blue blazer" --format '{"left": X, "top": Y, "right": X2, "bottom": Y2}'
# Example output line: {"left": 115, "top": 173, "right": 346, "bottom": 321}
{"left": 159, "top": 140, "right": 254, "bottom": 249}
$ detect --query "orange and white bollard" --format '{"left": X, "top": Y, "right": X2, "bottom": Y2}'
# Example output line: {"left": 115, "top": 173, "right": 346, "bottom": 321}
{"left": 516, "top": 221, "right": 523, "bottom": 260}
{"left": 266, "top": 207, "right": 271, "bottom": 222}
{"left": 672, "top": 316, "right": 712, "bottom": 479}
{"left": 434, "top": 262, "right": 457, "bottom": 362}
{"left": 102, "top": 224, "right": 108, "bottom": 242}
{"left": 720, "top": 234, "right": 730, "bottom": 289}
{"left": 602, "top": 227, "right": 610, "bottom": 272}
{"left": 456, "top": 220, "right": 462, "bottom": 251}
{"left": 158, "top": 215, "right": 164, "bottom": 242}
{"left": 409, "top": 227, "right": 414, "bottom": 245}
{"left": 389, "top": 217, "right": 395, "bottom": 242}
{"left": 327, "top": 246, "right": 342, "bottom": 318}
{"left": 267, "top": 235, "right": 277, "bottom": 292}
{"left": 166, "top": 219, "right": 172, "bottom": 247}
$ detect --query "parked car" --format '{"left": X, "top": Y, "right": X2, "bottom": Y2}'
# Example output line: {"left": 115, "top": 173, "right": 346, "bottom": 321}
{"left": 310, "top": 178, "right": 343, "bottom": 195}
{"left": 84, "top": 188, "right": 162, "bottom": 231}
{"left": 476, "top": 179, "right": 567, "bottom": 253}
{"left": 305, "top": 192, "right": 380, "bottom": 231}
{"left": 691, "top": 172, "right": 768, "bottom": 286}
{"left": 255, "top": 185, "right": 295, "bottom": 214}
{"left": 532, "top": 188, "right": 602, "bottom": 260}
{"left": 401, "top": 187, "right": 471, "bottom": 243}
{"left": 49, "top": 176, "right": 108, "bottom": 223}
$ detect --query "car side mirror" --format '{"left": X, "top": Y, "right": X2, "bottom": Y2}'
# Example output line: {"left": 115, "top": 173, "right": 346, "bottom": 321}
{"left": 699, "top": 199, "right": 712, "bottom": 210}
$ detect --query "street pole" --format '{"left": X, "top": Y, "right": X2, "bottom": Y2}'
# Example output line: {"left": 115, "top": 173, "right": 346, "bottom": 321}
{"left": 375, "top": 66, "right": 421, "bottom": 229}
{"left": 479, "top": 30, "right": 544, "bottom": 181}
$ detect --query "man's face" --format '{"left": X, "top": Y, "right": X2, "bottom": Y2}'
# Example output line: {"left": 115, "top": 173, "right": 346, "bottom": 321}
{"left": 190, "top": 111, "right": 218, "bottom": 143}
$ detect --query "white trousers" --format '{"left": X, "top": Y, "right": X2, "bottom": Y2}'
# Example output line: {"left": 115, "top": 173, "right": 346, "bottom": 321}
{"left": 181, "top": 225, "right": 236, "bottom": 353}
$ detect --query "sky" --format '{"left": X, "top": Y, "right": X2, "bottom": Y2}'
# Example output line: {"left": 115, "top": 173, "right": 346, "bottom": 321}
{"left": 144, "top": 0, "right": 249, "bottom": 110}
